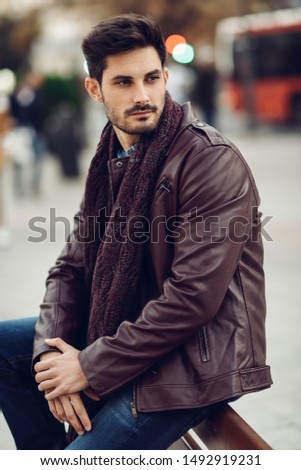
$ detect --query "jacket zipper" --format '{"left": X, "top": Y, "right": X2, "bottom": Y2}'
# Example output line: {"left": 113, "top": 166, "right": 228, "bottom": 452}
{"left": 198, "top": 327, "right": 210, "bottom": 362}
{"left": 154, "top": 178, "right": 171, "bottom": 201}
{"left": 131, "top": 381, "right": 138, "bottom": 418}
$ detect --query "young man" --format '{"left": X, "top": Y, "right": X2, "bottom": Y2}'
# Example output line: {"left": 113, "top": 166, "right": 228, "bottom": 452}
{"left": 0, "top": 14, "right": 272, "bottom": 450}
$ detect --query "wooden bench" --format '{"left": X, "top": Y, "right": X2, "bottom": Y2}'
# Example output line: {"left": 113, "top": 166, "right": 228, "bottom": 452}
{"left": 181, "top": 404, "right": 272, "bottom": 450}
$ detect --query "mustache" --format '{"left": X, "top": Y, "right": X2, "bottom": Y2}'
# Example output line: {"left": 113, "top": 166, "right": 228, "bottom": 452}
{"left": 125, "top": 104, "right": 158, "bottom": 115}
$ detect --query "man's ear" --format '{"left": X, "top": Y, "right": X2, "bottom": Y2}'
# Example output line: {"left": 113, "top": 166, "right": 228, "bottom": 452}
{"left": 85, "top": 77, "right": 103, "bottom": 103}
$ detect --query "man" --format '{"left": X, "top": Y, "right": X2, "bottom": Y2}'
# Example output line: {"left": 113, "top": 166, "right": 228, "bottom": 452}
{"left": 0, "top": 14, "right": 272, "bottom": 450}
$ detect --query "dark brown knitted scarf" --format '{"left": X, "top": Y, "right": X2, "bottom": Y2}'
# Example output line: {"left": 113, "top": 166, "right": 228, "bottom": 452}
{"left": 82, "top": 92, "right": 183, "bottom": 346}
{"left": 67, "top": 92, "right": 182, "bottom": 445}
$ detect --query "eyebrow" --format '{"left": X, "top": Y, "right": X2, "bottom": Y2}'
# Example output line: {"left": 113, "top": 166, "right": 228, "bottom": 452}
{"left": 110, "top": 69, "right": 162, "bottom": 82}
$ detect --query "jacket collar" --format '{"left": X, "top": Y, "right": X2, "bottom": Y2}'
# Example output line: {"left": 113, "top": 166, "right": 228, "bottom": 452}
{"left": 180, "top": 102, "right": 198, "bottom": 130}
{"left": 165, "top": 102, "right": 197, "bottom": 157}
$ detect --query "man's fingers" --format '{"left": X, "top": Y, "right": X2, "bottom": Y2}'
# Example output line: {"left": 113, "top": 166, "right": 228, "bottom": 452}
{"left": 34, "top": 351, "right": 61, "bottom": 373}
{"left": 35, "top": 369, "right": 52, "bottom": 384}
{"left": 38, "top": 380, "right": 58, "bottom": 394}
{"left": 48, "top": 399, "right": 65, "bottom": 424}
{"left": 45, "top": 337, "right": 71, "bottom": 353}
{"left": 60, "top": 395, "right": 87, "bottom": 436}
{"left": 34, "top": 361, "right": 48, "bottom": 373}
{"left": 45, "top": 389, "right": 65, "bottom": 424}
{"left": 46, "top": 390, "right": 92, "bottom": 436}
{"left": 68, "top": 395, "right": 92, "bottom": 432}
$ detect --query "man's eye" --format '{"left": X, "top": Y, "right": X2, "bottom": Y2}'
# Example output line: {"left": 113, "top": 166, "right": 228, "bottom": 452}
{"left": 147, "top": 75, "right": 160, "bottom": 82}
{"left": 116, "top": 80, "right": 131, "bottom": 86}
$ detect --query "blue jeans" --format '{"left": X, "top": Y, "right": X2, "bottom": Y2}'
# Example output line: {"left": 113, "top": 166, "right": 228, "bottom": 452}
{"left": 0, "top": 318, "right": 223, "bottom": 450}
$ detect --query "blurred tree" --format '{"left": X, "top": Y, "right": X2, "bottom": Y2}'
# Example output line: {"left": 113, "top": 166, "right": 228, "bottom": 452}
{"left": 42, "top": 75, "right": 86, "bottom": 178}
{"left": 0, "top": 10, "right": 40, "bottom": 73}
{"left": 67, "top": 0, "right": 298, "bottom": 44}
{"left": 42, "top": 75, "right": 84, "bottom": 117}
{"left": 1, "top": 1, "right": 298, "bottom": 67}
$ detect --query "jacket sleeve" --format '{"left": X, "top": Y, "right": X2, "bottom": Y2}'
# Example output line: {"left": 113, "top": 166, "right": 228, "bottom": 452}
{"left": 79, "top": 142, "right": 259, "bottom": 397}
{"left": 32, "top": 205, "right": 89, "bottom": 363}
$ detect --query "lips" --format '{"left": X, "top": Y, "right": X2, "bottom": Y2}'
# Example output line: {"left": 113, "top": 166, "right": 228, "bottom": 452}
{"left": 127, "top": 106, "right": 157, "bottom": 117}
{"left": 130, "top": 110, "right": 153, "bottom": 116}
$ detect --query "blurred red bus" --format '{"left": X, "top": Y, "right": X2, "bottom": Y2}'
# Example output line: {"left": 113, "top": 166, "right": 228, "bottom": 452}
{"left": 215, "top": 8, "right": 301, "bottom": 124}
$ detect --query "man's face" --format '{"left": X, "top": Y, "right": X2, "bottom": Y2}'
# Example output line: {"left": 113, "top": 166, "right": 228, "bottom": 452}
{"left": 85, "top": 46, "right": 168, "bottom": 148}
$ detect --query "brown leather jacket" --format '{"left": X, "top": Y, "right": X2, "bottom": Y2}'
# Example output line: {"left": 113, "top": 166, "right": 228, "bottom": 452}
{"left": 33, "top": 103, "right": 272, "bottom": 412}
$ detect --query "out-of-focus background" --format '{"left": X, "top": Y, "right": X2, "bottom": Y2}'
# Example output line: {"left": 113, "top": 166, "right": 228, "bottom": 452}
{"left": 0, "top": 0, "right": 300, "bottom": 450}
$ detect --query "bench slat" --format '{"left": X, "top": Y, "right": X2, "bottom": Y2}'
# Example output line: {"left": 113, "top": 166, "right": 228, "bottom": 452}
{"left": 183, "top": 404, "right": 272, "bottom": 450}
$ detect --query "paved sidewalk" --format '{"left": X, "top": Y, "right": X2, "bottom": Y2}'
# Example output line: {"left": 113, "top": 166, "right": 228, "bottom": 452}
{"left": 0, "top": 110, "right": 300, "bottom": 449}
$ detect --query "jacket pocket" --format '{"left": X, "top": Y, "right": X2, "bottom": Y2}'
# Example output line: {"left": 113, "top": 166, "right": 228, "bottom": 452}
{"left": 153, "top": 178, "right": 172, "bottom": 202}
{"left": 198, "top": 326, "right": 210, "bottom": 362}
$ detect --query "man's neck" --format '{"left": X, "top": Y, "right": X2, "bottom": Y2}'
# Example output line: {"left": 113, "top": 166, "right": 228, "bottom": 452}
{"left": 113, "top": 125, "right": 140, "bottom": 151}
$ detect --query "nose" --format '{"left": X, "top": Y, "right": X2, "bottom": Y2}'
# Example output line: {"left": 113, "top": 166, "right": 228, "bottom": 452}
{"left": 133, "top": 83, "right": 150, "bottom": 105}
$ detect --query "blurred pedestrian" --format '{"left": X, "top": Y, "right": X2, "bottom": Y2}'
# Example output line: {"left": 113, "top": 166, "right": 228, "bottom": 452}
{"left": 190, "top": 45, "right": 218, "bottom": 127}
{"left": 9, "top": 71, "right": 46, "bottom": 196}
{"left": 0, "top": 14, "right": 272, "bottom": 450}
{"left": 45, "top": 101, "right": 83, "bottom": 179}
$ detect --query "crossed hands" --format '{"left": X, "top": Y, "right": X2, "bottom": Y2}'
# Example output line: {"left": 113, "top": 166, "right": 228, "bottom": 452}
{"left": 34, "top": 338, "right": 99, "bottom": 436}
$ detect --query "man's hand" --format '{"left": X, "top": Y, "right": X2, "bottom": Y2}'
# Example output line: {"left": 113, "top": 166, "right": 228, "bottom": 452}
{"left": 48, "top": 391, "right": 92, "bottom": 436}
{"left": 36, "top": 343, "right": 97, "bottom": 435}
{"left": 40, "top": 350, "right": 61, "bottom": 362}
{"left": 34, "top": 338, "right": 89, "bottom": 400}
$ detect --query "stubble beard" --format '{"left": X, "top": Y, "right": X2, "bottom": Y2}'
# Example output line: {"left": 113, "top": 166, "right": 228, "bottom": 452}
{"left": 102, "top": 96, "right": 165, "bottom": 136}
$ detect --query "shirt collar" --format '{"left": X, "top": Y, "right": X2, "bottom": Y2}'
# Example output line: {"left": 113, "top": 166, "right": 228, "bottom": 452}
{"left": 117, "top": 144, "right": 137, "bottom": 158}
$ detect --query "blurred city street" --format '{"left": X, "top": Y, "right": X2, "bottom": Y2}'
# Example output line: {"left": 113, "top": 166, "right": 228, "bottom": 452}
{"left": 0, "top": 102, "right": 300, "bottom": 450}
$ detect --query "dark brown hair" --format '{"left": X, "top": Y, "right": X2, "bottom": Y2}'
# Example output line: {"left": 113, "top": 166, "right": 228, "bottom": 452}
{"left": 82, "top": 14, "right": 166, "bottom": 83}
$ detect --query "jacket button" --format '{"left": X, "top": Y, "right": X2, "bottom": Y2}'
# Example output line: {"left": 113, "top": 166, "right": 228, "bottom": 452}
{"left": 196, "top": 121, "right": 205, "bottom": 127}
{"left": 116, "top": 160, "right": 123, "bottom": 168}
